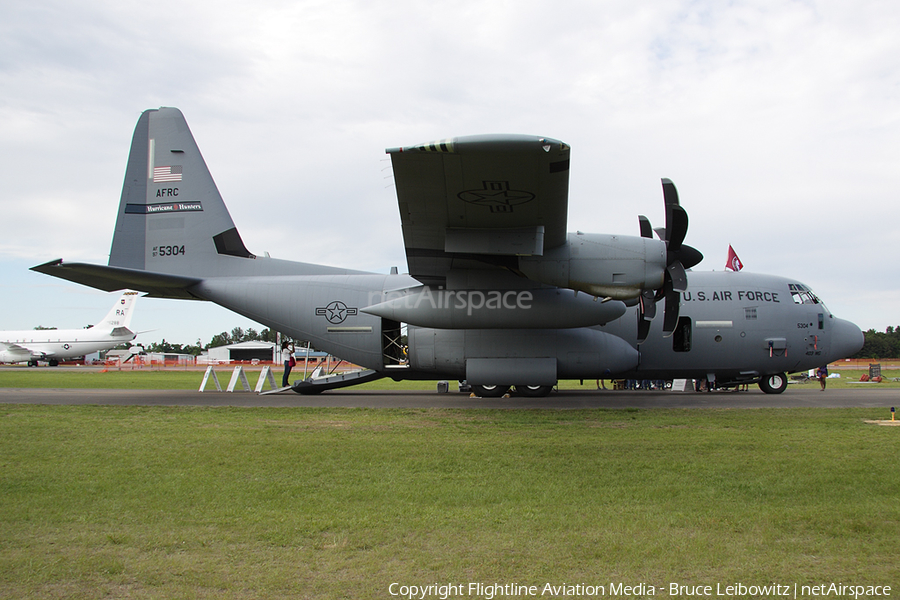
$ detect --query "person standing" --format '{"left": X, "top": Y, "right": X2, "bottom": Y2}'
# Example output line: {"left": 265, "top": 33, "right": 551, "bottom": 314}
{"left": 282, "top": 340, "right": 296, "bottom": 388}
{"left": 816, "top": 365, "right": 828, "bottom": 391}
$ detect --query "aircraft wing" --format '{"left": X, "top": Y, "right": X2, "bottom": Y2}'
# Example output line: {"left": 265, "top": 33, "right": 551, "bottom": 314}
{"left": 386, "top": 135, "right": 570, "bottom": 287}
{"left": 0, "top": 341, "right": 37, "bottom": 359}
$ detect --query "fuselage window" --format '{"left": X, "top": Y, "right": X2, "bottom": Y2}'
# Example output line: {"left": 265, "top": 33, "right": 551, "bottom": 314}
{"left": 789, "top": 283, "right": 821, "bottom": 305}
{"left": 791, "top": 290, "right": 820, "bottom": 305}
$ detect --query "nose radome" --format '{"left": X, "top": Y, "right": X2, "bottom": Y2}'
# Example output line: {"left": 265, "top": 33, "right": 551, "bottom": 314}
{"left": 830, "top": 317, "right": 864, "bottom": 360}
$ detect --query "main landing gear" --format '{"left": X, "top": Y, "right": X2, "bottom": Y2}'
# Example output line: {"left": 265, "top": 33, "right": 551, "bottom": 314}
{"left": 469, "top": 384, "right": 554, "bottom": 398}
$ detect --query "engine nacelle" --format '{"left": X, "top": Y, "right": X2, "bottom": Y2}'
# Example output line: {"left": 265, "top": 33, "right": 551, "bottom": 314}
{"left": 518, "top": 232, "right": 667, "bottom": 300}
{"left": 0, "top": 348, "right": 33, "bottom": 364}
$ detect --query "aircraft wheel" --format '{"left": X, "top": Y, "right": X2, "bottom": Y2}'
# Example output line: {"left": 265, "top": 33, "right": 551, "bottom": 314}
{"left": 758, "top": 373, "right": 788, "bottom": 394}
{"left": 514, "top": 384, "right": 553, "bottom": 398}
{"left": 471, "top": 384, "right": 509, "bottom": 398}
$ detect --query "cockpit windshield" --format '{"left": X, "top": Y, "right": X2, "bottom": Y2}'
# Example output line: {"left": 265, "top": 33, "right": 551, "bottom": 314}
{"left": 789, "top": 283, "right": 823, "bottom": 306}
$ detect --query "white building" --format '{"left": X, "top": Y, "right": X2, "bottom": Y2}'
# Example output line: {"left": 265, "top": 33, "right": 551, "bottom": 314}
{"left": 205, "top": 341, "right": 279, "bottom": 363}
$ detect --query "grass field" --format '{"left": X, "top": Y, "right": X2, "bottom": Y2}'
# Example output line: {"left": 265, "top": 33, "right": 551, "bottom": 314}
{"left": 0, "top": 404, "right": 898, "bottom": 599}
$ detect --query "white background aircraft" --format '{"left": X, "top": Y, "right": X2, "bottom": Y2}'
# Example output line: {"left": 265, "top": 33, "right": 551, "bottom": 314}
{"left": 0, "top": 291, "right": 140, "bottom": 366}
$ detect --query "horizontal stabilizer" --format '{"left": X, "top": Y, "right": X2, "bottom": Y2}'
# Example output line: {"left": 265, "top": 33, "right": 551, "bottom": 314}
{"left": 30, "top": 259, "right": 201, "bottom": 299}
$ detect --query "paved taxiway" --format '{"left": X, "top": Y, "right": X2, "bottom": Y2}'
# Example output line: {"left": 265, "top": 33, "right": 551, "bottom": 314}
{"left": 0, "top": 386, "right": 897, "bottom": 409}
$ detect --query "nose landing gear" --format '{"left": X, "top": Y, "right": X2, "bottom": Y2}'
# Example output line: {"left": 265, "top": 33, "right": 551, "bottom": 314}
{"left": 758, "top": 372, "right": 787, "bottom": 394}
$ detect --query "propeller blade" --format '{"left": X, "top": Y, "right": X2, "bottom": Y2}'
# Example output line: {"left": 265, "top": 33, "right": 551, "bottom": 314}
{"left": 637, "top": 288, "right": 658, "bottom": 345}
{"left": 667, "top": 204, "right": 688, "bottom": 253}
{"left": 679, "top": 243, "right": 704, "bottom": 270}
{"left": 663, "top": 285, "right": 680, "bottom": 335}
{"left": 667, "top": 260, "right": 688, "bottom": 292}
{"left": 637, "top": 314, "right": 651, "bottom": 344}
{"left": 661, "top": 178, "right": 680, "bottom": 206}
{"left": 639, "top": 289, "right": 656, "bottom": 320}
{"left": 633, "top": 178, "right": 697, "bottom": 342}
{"left": 638, "top": 215, "right": 653, "bottom": 239}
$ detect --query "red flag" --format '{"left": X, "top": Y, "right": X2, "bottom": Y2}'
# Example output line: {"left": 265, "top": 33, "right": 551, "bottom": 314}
{"left": 726, "top": 245, "right": 743, "bottom": 271}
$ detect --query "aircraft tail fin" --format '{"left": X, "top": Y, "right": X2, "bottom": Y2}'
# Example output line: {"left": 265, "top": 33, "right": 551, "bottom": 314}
{"left": 32, "top": 108, "right": 362, "bottom": 298}
{"left": 92, "top": 290, "right": 140, "bottom": 332}
{"left": 109, "top": 107, "right": 254, "bottom": 274}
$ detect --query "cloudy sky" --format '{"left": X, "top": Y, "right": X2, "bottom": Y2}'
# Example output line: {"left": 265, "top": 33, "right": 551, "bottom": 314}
{"left": 1, "top": 0, "right": 898, "bottom": 346}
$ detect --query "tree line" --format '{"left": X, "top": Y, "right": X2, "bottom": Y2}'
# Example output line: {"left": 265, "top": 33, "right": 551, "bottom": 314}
{"left": 851, "top": 327, "right": 900, "bottom": 359}
{"left": 140, "top": 327, "right": 307, "bottom": 356}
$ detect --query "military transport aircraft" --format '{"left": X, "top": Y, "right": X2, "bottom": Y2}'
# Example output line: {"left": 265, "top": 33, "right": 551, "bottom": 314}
{"left": 31, "top": 107, "right": 863, "bottom": 395}
{"left": 0, "top": 290, "right": 139, "bottom": 366}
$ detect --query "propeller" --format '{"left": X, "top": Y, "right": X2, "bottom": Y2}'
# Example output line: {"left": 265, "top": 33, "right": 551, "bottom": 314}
{"left": 636, "top": 178, "right": 703, "bottom": 343}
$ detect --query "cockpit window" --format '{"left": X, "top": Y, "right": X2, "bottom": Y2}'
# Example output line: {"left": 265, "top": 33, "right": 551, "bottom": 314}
{"left": 788, "top": 283, "right": 822, "bottom": 305}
